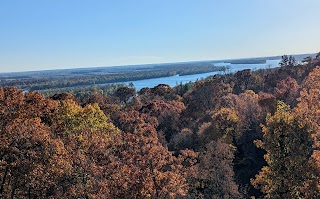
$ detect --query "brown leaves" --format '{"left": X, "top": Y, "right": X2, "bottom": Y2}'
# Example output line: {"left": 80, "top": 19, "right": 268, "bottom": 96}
{"left": 198, "top": 140, "right": 240, "bottom": 198}
{"left": 89, "top": 121, "right": 189, "bottom": 198}
{"left": 0, "top": 117, "right": 72, "bottom": 198}
{"left": 274, "top": 77, "right": 300, "bottom": 107}
{"left": 182, "top": 79, "right": 232, "bottom": 129}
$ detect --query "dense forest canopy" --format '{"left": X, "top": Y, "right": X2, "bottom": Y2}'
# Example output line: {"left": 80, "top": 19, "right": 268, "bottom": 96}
{"left": 1, "top": 54, "right": 320, "bottom": 198}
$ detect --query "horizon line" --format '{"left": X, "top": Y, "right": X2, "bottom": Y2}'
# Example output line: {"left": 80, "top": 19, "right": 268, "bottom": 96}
{"left": 0, "top": 52, "right": 316, "bottom": 74}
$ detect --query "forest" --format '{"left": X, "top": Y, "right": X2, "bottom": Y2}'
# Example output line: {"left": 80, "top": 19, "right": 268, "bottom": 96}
{"left": 0, "top": 62, "right": 224, "bottom": 91}
{"left": 0, "top": 54, "right": 320, "bottom": 198}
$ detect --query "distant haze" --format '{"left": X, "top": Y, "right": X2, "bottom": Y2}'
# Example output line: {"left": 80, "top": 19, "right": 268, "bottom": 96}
{"left": 0, "top": 1, "right": 320, "bottom": 73}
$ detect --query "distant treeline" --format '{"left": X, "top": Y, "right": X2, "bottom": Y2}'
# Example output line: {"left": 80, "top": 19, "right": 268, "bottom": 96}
{"left": 228, "top": 59, "right": 267, "bottom": 64}
{"left": 0, "top": 64, "right": 223, "bottom": 91}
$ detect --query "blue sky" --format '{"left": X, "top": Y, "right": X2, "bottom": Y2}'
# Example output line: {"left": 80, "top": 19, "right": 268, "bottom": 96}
{"left": 0, "top": 0, "right": 319, "bottom": 72}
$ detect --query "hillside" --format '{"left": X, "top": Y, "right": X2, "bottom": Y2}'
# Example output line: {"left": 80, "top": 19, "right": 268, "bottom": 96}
{"left": 0, "top": 53, "right": 320, "bottom": 198}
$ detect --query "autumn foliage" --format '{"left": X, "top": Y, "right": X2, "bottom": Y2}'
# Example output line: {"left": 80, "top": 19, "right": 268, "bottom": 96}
{"left": 1, "top": 54, "right": 320, "bottom": 198}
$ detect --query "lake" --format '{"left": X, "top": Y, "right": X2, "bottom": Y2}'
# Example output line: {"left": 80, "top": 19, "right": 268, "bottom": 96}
{"left": 115, "top": 59, "right": 281, "bottom": 90}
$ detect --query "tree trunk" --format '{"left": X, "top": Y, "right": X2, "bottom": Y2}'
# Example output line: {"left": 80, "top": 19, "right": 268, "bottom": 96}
{"left": 10, "top": 184, "right": 16, "bottom": 199}
{"left": 0, "top": 166, "right": 8, "bottom": 194}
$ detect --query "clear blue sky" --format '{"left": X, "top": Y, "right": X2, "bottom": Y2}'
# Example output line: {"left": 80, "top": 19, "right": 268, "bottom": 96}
{"left": 0, "top": 0, "right": 319, "bottom": 72}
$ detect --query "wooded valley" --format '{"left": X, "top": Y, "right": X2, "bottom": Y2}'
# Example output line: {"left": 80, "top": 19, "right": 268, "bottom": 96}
{"left": 1, "top": 54, "right": 320, "bottom": 198}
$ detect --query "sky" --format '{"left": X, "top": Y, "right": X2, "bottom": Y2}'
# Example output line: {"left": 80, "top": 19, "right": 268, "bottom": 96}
{"left": 0, "top": 0, "right": 320, "bottom": 73}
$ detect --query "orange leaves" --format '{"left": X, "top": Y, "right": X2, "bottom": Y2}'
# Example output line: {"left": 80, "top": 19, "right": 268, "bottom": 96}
{"left": 0, "top": 85, "right": 239, "bottom": 198}
{"left": 312, "top": 150, "right": 320, "bottom": 168}
{"left": 2, "top": 60, "right": 320, "bottom": 198}
{"left": 296, "top": 67, "right": 320, "bottom": 164}
{"left": 0, "top": 117, "right": 72, "bottom": 198}
{"left": 274, "top": 77, "right": 300, "bottom": 107}
{"left": 297, "top": 69, "right": 320, "bottom": 128}
{"left": 198, "top": 140, "right": 241, "bottom": 198}
{"left": 95, "top": 134, "right": 186, "bottom": 198}
{"left": 94, "top": 109, "right": 191, "bottom": 198}
{"left": 301, "top": 66, "right": 320, "bottom": 91}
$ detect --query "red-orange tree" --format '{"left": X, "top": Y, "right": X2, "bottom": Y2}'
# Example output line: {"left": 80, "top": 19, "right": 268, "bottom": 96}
{"left": 0, "top": 87, "right": 71, "bottom": 198}
{"left": 102, "top": 110, "right": 190, "bottom": 198}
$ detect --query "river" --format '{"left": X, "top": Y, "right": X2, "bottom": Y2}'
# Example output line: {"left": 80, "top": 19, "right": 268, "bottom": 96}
{"left": 115, "top": 59, "right": 281, "bottom": 90}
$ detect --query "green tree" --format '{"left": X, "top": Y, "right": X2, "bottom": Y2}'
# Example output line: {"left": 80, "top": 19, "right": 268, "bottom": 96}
{"left": 279, "top": 55, "right": 296, "bottom": 67}
{"left": 53, "top": 99, "right": 118, "bottom": 135}
{"left": 251, "top": 101, "right": 318, "bottom": 198}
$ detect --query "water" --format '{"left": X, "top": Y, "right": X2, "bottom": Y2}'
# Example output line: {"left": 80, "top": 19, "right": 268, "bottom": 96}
{"left": 226, "top": 59, "right": 281, "bottom": 73}
{"left": 115, "top": 59, "right": 281, "bottom": 90}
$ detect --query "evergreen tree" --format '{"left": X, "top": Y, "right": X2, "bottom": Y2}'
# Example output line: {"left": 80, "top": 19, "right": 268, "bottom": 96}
{"left": 279, "top": 55, "right": 296, "bottom": 67}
